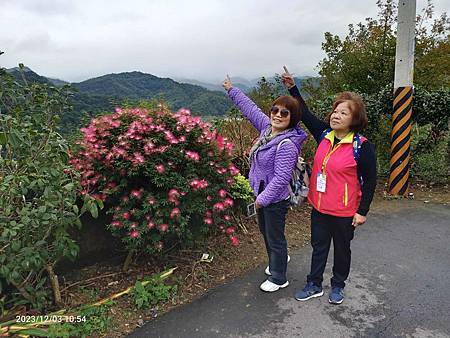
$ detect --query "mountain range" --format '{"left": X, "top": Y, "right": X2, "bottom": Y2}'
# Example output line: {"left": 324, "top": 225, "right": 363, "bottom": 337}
{"left": 5, "top": 67, "right": 314, "bottom": 134}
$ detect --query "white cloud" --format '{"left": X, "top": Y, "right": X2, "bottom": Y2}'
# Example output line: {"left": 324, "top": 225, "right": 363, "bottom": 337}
{"left": 0, "top": 0, "right": 448, "bottom": 83}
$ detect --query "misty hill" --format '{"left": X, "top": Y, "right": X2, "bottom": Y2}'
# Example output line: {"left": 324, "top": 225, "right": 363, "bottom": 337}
{"left": 176, "top": 77, "right": 253, "bottom": 93}
{"left": 178, "top": 76, "right": 312, "bottom": 93}
{"left": 6, "top": 68, "right": 233, "bottom": 133}
{"left": 72, "top": 71, "right": 230, "bottom": 116}
{"left": 6, "top": 66, "right": 51, "bottom": 84}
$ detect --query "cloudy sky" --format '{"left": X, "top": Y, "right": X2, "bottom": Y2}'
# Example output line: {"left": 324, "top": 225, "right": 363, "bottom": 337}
{"left": 1, "top": 0, "right": 448, "bottom": 83}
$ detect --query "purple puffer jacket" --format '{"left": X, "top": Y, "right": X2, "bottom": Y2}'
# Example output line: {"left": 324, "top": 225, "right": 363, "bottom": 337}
{"left": 227, "top": 87, "right": 307, "bottom": 207}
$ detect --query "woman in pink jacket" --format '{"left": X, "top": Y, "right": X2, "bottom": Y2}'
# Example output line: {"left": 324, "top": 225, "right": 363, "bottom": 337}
{"left": 282, "top": 71, "right": 377, "bottom": 304}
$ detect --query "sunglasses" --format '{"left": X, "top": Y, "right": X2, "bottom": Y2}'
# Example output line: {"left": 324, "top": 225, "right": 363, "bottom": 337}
{"left": 270, "top": 106, "right": 290, "bottom": 118}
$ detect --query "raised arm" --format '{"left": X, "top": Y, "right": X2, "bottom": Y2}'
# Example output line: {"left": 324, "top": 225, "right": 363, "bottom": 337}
{"left": 281, "top": 71, "right": 328, "bottom": 143}
{"left": 223, "top": 76, "right": 270, "bottom": 133}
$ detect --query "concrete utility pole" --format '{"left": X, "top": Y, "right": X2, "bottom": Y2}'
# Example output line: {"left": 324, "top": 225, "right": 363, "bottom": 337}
{"left": 388, "top": 0, "right": 416, "bottom": 196}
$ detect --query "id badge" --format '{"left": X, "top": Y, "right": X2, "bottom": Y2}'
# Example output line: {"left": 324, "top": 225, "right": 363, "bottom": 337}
{"left": 316, "top": 172, "right": 327, "bottom": 193}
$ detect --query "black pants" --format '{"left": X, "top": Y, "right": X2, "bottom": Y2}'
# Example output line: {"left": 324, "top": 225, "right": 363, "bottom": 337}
{"left": 257, "top": 199, "right": 290, "bottom": 285}
{"left": 307, "top": 208, "right": 355, "bottom": 289}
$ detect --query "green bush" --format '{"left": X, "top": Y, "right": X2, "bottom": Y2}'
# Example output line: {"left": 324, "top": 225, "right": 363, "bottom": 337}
{"left": 132, "top": 278, "right": 177, "bottom": 310}
{"left": 411, "top": 125, "right": 450, "bottom": 183}
{"left": 0, "top": 66, "right": 92, "bottom": 311}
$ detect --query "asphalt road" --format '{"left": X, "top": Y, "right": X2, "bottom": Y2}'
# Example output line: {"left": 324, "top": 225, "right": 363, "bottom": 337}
{"left": 128, "top": 200, "right": 450, "bottom": 338}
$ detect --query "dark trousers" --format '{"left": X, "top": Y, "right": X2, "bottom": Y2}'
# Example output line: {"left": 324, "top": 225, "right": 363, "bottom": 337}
{"left": 307, "top": 208, "right": 355, "bottom": 289}
{"left": 257, "top": 199, "right": 290, "bottom": 285}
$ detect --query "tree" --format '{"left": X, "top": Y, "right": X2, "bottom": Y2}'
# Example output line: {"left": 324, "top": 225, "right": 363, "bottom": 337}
{"left": 307, "top": 0, "right": 449, "bottom": 97}
{"left": 0, "top": 66, "right": 94, "bottom": 310}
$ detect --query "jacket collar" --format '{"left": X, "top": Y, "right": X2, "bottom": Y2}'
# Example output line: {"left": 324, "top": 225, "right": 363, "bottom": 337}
{"left": 325, "top": 130, "right": 354, "bottom": 146}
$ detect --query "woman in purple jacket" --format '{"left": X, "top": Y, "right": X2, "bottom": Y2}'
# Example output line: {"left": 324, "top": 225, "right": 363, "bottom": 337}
{"left": 223, "top": 76, "right": 307, "bottom": 292}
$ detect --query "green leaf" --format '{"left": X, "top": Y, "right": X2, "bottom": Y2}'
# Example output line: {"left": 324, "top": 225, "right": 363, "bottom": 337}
{"left": 0, "top": 132, "right": 6, "bottom": 145}
{"left": 96, "top": 199, "right": 104, "bottom": 210}
{"left": 64, "top": 182, "right": 74, "bottom": 191}
{"left": 89, "top": 203, "right": 98, "bottom": 219}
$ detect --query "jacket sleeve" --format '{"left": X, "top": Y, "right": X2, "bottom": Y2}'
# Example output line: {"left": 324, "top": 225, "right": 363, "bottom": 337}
{"left": 288, "top": 85, "right": 328, "bottom": 143}
{"left": 227, "top": 87, "right": 270, "bottom": 133}
{"left": 357, "top": 141, "right": 377, "bottom": 216}
{"left": 256, "top": 140, "right": 298, "bottom": 207}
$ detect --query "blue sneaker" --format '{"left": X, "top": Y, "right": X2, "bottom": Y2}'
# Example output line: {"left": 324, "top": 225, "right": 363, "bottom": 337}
{"left": 329, "top": 287, "right": 344, "bottom": 304}
{"left": 295, "top": 282, "right": 324, "bottom": 301}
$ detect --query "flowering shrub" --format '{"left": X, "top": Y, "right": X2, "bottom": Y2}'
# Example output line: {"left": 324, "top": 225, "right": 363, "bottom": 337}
{"left": 70, "top": 107, "right": 242, "bottom": 252}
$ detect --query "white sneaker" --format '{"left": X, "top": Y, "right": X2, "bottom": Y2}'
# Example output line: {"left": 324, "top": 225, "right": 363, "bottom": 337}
{"left": 260, "top": 279, "right": 289, "bottom": 292}
{"left": 265, "top": 255, "right": 291, "bottom": 276}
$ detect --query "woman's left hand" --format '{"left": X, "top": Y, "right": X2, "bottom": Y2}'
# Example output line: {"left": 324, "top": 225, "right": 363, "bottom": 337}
{"left": 222, "top": 75, "right": 233, "bottom": 91}
{"left": 352, "top": 213, "right": 366, "bottom": 227}
{"left": 255, "top": 202, "right": 262, "bottom": 209}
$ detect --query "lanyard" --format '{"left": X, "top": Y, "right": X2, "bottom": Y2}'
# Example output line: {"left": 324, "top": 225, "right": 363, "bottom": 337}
{"left": 321, "top": 143, "right": 341, "bottom": 174}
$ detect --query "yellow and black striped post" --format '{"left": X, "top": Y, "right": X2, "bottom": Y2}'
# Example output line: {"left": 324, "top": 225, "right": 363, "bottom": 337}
{"left": 388, "top": 0, "right": 416, "bottom": 196}
{"left": 388, "top": 86, "right": 413, "bottom": 195}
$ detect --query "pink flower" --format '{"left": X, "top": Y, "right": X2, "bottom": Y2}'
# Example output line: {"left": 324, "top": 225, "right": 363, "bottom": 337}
{"left": 205, "top": 210, "right": 212, "bottom": 217}
{"left": 228, "top": 165, "right": 240, "bottom": 176}
{"left": 147, "top": 196, "right": 156, "bottom": 205}
{"left": 123, "top": 212, "right": 130, "bottom": 220}
{"left": 130, "top": 188, "right": 144, "bottom": 199}
{"left": 185, "top": 151, "right": 200, "bottom": 162}
{"left": 218, "top": 189, "right": 227, "bottom": 199}
{"left": 216, "top": 135, "right": 225, "bottom": 150}
{"left": 168, "top": 189, "right": 181, "bottom": 205}
{"left": 224, "top": 198, "right": 234, "bottom": 207}
{"left": 130, "top": 231, "right": 140, "bottom": 238}
{"left": 170, "top": 208, "right": 181, "bottom": 219}
{"left": 132, "top": 152, "right": 145, "bottom": 166}
{"left": 189, "top": 179, "right": 208, "bottom": 190}
{"left": 147, "top": 221, "right": 155, "bottom": 229}
{"left": 224, "top": 214, "right": 231, "bottom": 221}
{"left": 130, "top": 222, "right": 138, "bottom": 229}
{"left": 168, "top": 189, "right": 180, "bottom": 198}
{"left": 159, "top": 223, "right": 169, "bottom": 232}
{"left": 216, "top": 167, "right": 227, "bottom": 174}
{"left": 225, "top": 227, "right": 235, "bottom": 235}
{"left": 230, "top": 235, "right": 240, "bottom": 247}
{"left": 204, "top": 218, "right": 213, "bottom": 225}
{"left": 144, "top": 141, "right": 155, "bottom": 154}
{"left": 111, "top": 221, "right": 122, "bottom": 228}
{"left": 213, "top": 202, "right": 225, "bottom": 211}
{"left": 207, "top": 195, "right": 213, "bottom": 201}
{"left": 156, "top": 164, "right": 165, "bottom": 174}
